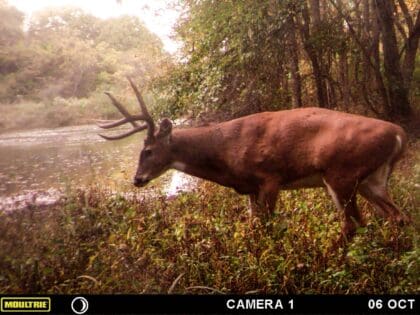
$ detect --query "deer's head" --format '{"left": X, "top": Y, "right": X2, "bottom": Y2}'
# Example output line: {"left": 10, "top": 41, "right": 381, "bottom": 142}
{"left": 134, "top": 118, "right": 173, "bottom": 187}
{"left": 97, "top": 78, "right": 174, "bottom": 187}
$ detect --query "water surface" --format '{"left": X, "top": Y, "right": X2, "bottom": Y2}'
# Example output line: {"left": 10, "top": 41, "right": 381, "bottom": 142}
{"left": 0, "top": 125, "right": 194, "bottom": 211}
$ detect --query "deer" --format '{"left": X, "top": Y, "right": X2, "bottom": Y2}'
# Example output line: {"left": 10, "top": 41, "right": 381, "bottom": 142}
{"left": 97, "top": 78, "right": 411, "bottom": 244}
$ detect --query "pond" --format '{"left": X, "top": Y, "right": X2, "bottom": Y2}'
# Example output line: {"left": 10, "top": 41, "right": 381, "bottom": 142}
{"left": 0, "top": 125, "right": 194, "bottom": 211}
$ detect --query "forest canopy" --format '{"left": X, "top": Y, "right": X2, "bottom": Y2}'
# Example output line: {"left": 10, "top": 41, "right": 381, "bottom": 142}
{"left": 0, "top": 0, "right": 172, "bottom": 130}
{"left": 0, "top": 0, "right": 419, "bottom": 130}
{"left": 0, "top": 0, "right": 168, "bottom": 102}
{"left": 156, "top": 0, "right": 419, "bottom": 122}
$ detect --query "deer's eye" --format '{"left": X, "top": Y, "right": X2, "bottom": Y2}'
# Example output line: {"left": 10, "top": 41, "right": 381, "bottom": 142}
{"left": 143, "top": 149, "right": 153, "bottom": 158}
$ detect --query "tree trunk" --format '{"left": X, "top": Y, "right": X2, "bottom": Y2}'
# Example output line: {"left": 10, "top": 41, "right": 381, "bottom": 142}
{"left": 339, "top": 49, "right": 350, "bottom": 109}
{"left": 371, "top": 0, "right": 381, "bottom": 84}
{"left": 401, "top": 6, "right": 420, "bottom": 92}
{"left": 375, "top": 0, "right": 412, "bottom": 119}
{"left": 309, "top": 0, "right": 321, "bottom": 25}
{"left": 362, "top": 0, "right": 372, "bottom": 85}
{"left": 287, "top": 15, "right": 303, "bottom": 108}
{"left": 301, "top": 0, "right": 329, "bottom": 107}
{"left": 330, "top": 0, "right": 390, "bottom": 114}
{"left": 335, "top": 0, "right": 350, "bottom": 109}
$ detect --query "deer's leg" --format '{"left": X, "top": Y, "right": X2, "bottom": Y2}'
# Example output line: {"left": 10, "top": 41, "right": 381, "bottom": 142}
{"left": 359, "top": 181, "right": 411, "bottom": 225}
{"left": 248, "top": 194, "right": 258, "bottom": 217}
{"left": 358, "top": 145, "right": 411, "bottom": 225}
{"left": 323, "top": 177, "right": 364, "bottom": 242}
{"left": 248, "top": 181, "right": 279, "bottom": 220}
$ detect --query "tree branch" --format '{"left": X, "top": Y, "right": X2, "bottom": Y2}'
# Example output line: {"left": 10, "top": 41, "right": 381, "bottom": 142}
{"left": 398, "top": 0, "right": 414, "bottom": 31}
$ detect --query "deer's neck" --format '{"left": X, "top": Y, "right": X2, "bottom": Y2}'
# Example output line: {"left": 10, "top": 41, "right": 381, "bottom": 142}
{"left": 169, "top": 128, "right": 225, "bottom": 181}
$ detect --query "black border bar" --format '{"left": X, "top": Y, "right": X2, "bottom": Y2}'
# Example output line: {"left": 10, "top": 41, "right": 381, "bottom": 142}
{"left": 0, "top": 295, "right": 417, "bottom": 314}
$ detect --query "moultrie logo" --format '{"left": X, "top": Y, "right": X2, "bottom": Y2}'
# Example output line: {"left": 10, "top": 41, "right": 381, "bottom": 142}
{"left": 0, "top": 297, "right": 51, "bottom": 312}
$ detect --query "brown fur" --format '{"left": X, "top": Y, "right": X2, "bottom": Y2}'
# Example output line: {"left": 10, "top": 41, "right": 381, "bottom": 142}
{"left": 133, "top": 107, "right": 409, "bottom": 243}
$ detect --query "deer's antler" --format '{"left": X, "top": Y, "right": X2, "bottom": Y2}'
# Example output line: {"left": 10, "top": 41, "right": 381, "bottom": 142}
{"left": 98, "top": 78, "right": 155, "bottom": 140}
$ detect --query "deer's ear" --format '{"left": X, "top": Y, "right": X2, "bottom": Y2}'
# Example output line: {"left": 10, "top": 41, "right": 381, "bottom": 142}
{"left": 157, "top": 118, "right": 172, "bottom": 140}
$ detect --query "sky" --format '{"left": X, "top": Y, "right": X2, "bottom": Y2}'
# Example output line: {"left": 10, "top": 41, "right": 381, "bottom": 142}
{"left": 8, "top": 0, "right": 182, "bottom": 54}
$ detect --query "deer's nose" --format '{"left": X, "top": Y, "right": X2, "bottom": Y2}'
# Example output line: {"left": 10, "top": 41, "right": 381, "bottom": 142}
{"left": 133, "top": 176, "right": 149, "bottom": 187}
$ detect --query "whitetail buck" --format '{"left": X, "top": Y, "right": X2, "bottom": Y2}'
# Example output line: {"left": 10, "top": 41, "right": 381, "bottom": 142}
{"left": 98, "top": 78, "right": 410, "bottom": 243}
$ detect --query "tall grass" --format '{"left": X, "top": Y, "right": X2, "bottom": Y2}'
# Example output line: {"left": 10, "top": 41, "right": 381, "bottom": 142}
{"left": 0, "top": 165, "right": 418, "bottom": 294}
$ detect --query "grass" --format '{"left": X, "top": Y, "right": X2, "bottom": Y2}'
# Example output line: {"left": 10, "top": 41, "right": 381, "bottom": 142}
{"left": 0, "top": 146, "right": 418, "bottom": 294}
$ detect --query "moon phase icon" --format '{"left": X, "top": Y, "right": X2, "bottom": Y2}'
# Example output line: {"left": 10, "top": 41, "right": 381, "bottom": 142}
{"left": 71, "top": 297, "right": 89, "bottom": 314}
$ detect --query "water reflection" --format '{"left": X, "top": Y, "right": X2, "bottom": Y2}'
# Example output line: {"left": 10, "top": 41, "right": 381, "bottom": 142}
{"left": 165, "top": 171, "right": 196, "bottom": 197}
{"left": 0, "top": 125, "right": 139, "bottom": 197}
{"left": 0, "top": 125, "right": 196, "bottom": 211}
{"left": 0, "top": 125, "right": 140, "bottom": 210}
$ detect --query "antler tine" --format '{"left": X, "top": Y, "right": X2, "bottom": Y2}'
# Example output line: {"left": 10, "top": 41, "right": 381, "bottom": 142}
{"left": 104, "top": 92, "right": 139, "bottom": 128}
{"left": 99, "top": 124, "right": 148, "bottom": 141}
{"left": 98, "top": 80, "right": 155, "bottom": 141}
{"left": 127, "top": 76, "right": 155, "bottom": 139}
{"left": 97, "top": 114, "right": 146, "bottom": 129}
{"left": 98, "top": 92, "right": 147, "bottom": 140}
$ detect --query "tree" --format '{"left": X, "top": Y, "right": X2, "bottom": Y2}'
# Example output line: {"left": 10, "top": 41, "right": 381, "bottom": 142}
{"left": 157, "top": 0, "right": 419, "bottom": 120}
{"left": 375, "top": 0, "right": 411, "bottom": 118}
{"left": 0, "top": 0, "right": 23, "bottom": 46}
{"left": 300, "top": 0, "right": 330, "bottom": 108}
{"left": 28, "top": 7, "right": 101, "bottom": 41}
{"left": 286, "top": 6, "right": 303, "bottom": 108}
{"left": 0, "top": 5, "right": 169, "bottom": 102}
{"left": 330, "top": 0, "right": 419, "bottom": 119}
{"left": 157, "top": 0, "right": 296, "bottom": 117}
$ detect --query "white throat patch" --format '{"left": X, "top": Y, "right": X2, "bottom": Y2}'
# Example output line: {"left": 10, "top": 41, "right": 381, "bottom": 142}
{"left": 171, "top": 161, "right": 187, "bottom": 172}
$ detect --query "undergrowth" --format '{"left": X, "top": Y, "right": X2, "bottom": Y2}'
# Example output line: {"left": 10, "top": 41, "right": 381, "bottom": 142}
{"left": 0, "top": 141, "right": 418, "bottom": 294}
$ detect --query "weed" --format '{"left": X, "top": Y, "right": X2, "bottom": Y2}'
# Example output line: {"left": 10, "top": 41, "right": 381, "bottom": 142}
{"left": 0, "top": 146, "right": 418, "bottom": 294}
